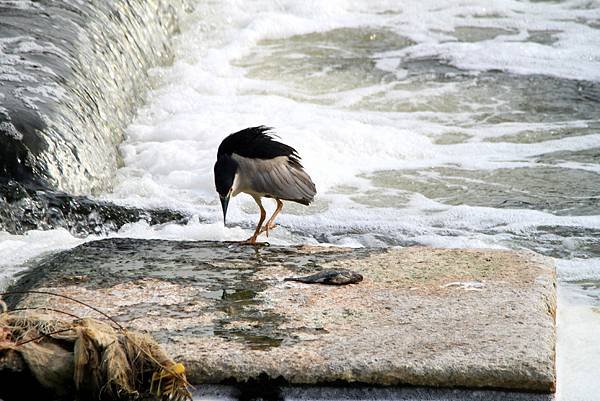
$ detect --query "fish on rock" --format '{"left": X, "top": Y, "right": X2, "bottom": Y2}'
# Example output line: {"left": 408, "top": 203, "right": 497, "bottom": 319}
{"left": 284, "top": 269, "right": 363, "bottom": 285}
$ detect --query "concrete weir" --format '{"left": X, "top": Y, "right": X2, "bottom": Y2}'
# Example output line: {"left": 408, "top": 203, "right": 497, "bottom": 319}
{"left": 8, "top": 238, "right": 556, "bottom": 395}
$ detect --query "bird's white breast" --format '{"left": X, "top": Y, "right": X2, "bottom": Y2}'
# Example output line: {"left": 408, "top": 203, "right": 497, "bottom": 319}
{"left": 231, "top": 171, "right": 242, "bottom": 197}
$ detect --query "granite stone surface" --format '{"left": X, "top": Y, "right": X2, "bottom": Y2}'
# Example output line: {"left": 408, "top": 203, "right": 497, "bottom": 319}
{"left": 8, "top": 238, "right": 556, "bottom": 392}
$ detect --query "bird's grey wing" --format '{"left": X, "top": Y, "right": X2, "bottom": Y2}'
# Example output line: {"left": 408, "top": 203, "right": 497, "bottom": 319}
{"left": 235, "top": 154, "right": 316, "bottom": 204}
{"left": 259, "top": 159, "right": 315, "bottom": 203}
{"left": 286, "top": 164, "right": 316, "bottom": 203}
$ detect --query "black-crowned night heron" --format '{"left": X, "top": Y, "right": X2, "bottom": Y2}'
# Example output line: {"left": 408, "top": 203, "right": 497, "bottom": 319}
{"left": 214, "top": 126, "right": 316, "bottom": 244}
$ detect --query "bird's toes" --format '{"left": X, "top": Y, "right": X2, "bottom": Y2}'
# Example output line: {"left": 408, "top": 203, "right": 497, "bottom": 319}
{"left": 258, "top": 223, "right": 277, "bottom": 237}
{"left": 239, "top": 239, "right": 269, "bottom": 246}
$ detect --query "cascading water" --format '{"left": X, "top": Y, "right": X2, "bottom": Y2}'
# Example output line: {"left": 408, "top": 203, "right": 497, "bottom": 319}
{"left": 0, "top": 0, "right": 191, "bottom": 235}
{"left": 0, "top": 0, "right": 187, "bottom": 193}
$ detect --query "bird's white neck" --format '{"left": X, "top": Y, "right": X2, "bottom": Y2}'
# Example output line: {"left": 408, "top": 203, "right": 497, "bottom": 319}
{"left": 231, "top": 172, "right": 241, "bottom": 197}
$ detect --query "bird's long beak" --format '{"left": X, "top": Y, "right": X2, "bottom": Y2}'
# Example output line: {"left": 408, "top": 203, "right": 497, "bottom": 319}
{"left": 220, "top": 195, "right": 230, "bottom": 225}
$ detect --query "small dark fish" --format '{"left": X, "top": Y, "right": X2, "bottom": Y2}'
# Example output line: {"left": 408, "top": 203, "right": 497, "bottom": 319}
{"left": 284, "top": 269, "right": 363, "bottom": 285}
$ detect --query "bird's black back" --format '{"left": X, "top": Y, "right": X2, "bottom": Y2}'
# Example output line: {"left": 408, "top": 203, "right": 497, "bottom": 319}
{"left": 217, "top": 126, "right": 303, "bottom": 168}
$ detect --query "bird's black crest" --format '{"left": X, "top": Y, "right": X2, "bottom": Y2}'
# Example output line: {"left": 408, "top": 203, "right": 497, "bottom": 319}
{"left": 217, "top": 126, "right": 303, "bottom": 168}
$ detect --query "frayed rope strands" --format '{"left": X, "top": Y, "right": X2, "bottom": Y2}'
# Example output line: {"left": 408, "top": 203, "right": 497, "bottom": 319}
{"left": 0, "top": 290, "right": 193, "bottom": 401}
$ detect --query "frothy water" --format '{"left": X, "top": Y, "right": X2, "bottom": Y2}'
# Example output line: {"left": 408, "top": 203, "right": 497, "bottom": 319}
{"left": 2, "top": 1, "right": 600, "bottom": 399}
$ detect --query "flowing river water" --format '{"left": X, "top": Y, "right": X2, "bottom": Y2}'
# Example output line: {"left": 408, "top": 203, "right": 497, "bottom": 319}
{"left": 1, "top": 1, "right": 600, "bottom": 399}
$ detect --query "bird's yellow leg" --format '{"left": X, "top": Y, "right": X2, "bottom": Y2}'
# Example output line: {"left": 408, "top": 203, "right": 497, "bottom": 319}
{"left": 260, "top": 199, "right": 283, "bottom": 237}
{"left": 243, "top": 197, "right": 266, "bottom": 244}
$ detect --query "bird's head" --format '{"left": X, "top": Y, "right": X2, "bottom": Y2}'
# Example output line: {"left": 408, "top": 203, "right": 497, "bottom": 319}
{"left": 214, "top": 154, "right": 238, "bottom": 225}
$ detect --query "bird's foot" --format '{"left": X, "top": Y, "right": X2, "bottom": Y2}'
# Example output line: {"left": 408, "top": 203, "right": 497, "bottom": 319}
{"left": 259, "top": 223, "right": 277, "bottom": 237}
{"left": 240, "top": 235, "right": 269, "bottom": 245}
{"left": 241, "top": 236, "right": 258, "bottom": 245}
{"left": 239, "top": 237, "right": 269, "bottom": 246}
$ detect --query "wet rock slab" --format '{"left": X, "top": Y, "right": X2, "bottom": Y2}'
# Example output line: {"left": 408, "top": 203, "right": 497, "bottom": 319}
{"left": 9, "top": 238, "right": 556, "bottom": 393}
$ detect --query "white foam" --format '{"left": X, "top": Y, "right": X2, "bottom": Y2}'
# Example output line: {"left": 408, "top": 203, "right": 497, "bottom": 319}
{"left": 557, "top": 285, "right": 600, "bottom": 401}
{"left": 376, "top": 0, "right": 600, "bottom": 81}
{"left": 557, "top": 258, "right": 600, "bottom": 282}
{"left": 0, "top": 229, "right": 86, "bottom": 291}
{"left": 104, "top": 0, "right": 600, "bottom": 223}
{"left": 111, "top": 217, "right": 317, "bottom": 246}
{"left": 95, "top": 0, "right": 600, "bottom": 266}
